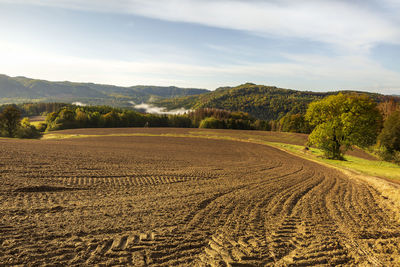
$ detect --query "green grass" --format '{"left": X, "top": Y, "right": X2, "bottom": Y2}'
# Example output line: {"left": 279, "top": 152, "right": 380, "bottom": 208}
{"left": 268, "top": 143, "right": 400, "bottom": 181}
{"left": 42, "top": 133, "right": 92, "bottom": 139}
{"left": 322, "top": 155, "right": 400, "bottom": 181}
{"left": 30, "top": 121, "right": 45, "bottom": 127}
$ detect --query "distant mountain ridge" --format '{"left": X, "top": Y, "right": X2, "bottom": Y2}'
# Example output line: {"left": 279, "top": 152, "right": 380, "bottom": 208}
{"left": 0, "top": 74, "right": 209, "bottom": 106}
{"left": 153, "top": 83, "right": 400, "bottom": 121}
{"left": 1, "top": 75, "right": 399, "bottom": 121}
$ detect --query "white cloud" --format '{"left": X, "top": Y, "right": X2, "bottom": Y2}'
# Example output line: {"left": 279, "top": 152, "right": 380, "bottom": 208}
{"left": 2, "top": 0, "right": 399, "bottom": 51}
{"left": 1, "top": 40, "right": 399, "bottom": 94}
{"left": 279, "top": 53, "right": 400, "bottom": 91}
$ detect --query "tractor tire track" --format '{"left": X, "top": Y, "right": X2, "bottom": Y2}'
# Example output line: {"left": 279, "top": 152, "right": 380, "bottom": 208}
{"left": 1, "top": 134, "right": 400, "bottom": 266}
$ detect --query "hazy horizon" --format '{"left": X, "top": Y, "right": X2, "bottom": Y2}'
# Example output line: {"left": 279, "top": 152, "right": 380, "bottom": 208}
{"left": 2, "top": 73, "right": 400, "bottom": 96}
{"left": 1, "top": 0, "right": 400, "bottom": 94}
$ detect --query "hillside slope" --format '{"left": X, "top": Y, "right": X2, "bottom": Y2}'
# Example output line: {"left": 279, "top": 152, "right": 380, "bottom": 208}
{"left": 154, "top": 83, "right": 398, "bottom": 121}
{"left": 0, "top": 74, "right": 209, "bottom": 106}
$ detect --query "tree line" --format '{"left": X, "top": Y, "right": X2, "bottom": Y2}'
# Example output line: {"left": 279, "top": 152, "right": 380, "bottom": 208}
{"left": 42, "top": 106, "right": 269, "bottom": 131}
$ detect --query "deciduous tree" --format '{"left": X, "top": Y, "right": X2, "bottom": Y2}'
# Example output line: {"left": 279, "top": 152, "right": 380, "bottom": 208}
{"left": 378, "top": 111, "right": 400, "bottom": 154}
{"left": 0, "top": 106, "right": 22, "bottom": 137}
{"left": 306, "top": 93, "right": 381, "bottom": 159}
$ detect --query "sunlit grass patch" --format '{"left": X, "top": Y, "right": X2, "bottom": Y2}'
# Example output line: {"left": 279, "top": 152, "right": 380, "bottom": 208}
{"left": 42, "top": 133, "right": 92, "bottom": 139}
{"left": 322, "top": 155, "right": 400, "bottom": 181}
{"left": 268, "top": 142, "right": 400, "bottom": 181}
{"left": 30, "top": 121, "right": 45, "bottom": 127}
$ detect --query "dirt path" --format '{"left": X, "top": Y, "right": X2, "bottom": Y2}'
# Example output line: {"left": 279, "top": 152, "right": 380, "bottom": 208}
{"left": 1, "top": 134, "right": 399, "bottom": 266}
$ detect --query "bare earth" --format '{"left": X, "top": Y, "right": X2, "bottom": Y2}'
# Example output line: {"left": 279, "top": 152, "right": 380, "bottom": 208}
{"left": 1, "top": 128, "right": 399, "bottom": 266}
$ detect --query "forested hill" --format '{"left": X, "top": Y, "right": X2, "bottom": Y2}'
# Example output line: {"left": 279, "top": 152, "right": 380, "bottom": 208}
{"left": 2, "top": 75, "right": 398, "bottom": 121}
{"left": 153, "top": 83, "right": 398, "bottom": 121}
{"left": 0, "top": 74, "right": 209, "bottom": 106}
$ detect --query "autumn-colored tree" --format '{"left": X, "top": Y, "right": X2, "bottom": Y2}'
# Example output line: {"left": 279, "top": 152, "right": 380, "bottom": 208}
{"left": 306, "top": 93, "right": 381, "bottom": 159}
{"left": 378, "top": 98, "right": 400, "bottom": 120}
{"left": 58, "top": 109, "right": 75, "bottom": 122}
{"left": 75, "top": 109, "right": 88, "bottom": 127}
{"left": 102, "top": 111, "right": 120, "bottom": 127}
{"left": 378, "top": 111, "right": 400, "bottom": 154}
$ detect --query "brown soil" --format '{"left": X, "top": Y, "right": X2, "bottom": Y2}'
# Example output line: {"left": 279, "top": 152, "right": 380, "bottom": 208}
{"left": 1, "top": 130, "right": 399, "bottom": 266}
{"left": 57, "top": 127, "right": 377, "bottom": 160}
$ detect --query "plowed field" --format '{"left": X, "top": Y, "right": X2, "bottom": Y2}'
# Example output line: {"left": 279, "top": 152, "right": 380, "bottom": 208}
{"left": 1, "top": 129, "right": 400, "bottom": 266}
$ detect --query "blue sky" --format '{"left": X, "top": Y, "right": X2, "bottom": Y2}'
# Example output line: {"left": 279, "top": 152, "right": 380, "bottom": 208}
{"left": 0, "top": 0, "right": 400, "bottom": 94}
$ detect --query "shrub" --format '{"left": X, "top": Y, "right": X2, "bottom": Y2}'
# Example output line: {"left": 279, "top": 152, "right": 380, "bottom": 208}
{"left": 35, "top": 122, "right": 47, "bottom": 132}
{"left": 199, "top": 117, "right": 225, "bottom": 129}
{"left": 14, "top": 118, "right": 41, "bottom": 138}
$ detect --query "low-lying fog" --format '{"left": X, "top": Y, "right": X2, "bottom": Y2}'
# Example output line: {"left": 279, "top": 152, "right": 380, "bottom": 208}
{"left": 72, "top": 101, "right": 87, "bottom": 106}
{"left": 130, "top": 102, "right": 190, "bottom": 115}
{"left": 70, "top": 101, "right": 189, "bottom": 115}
